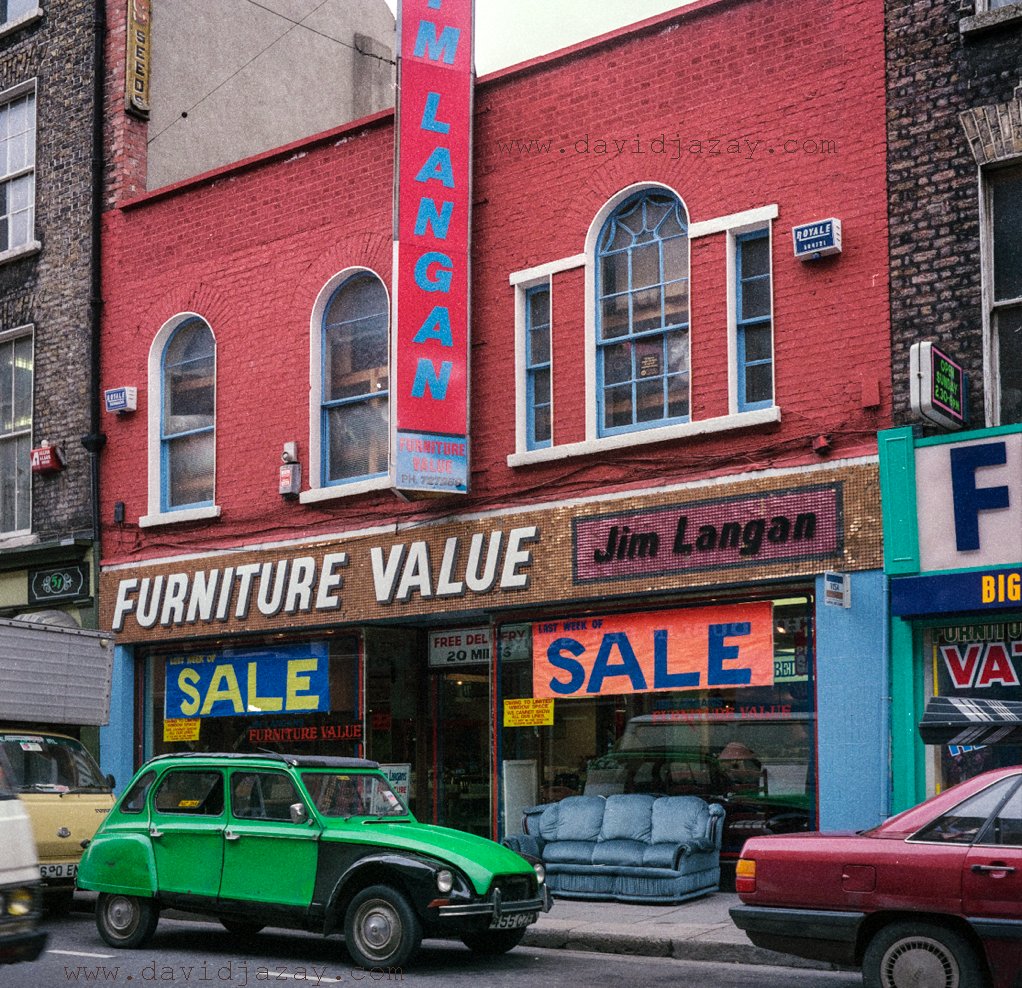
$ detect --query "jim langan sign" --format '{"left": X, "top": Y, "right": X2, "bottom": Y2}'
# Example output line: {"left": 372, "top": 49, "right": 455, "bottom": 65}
{"left": 573, "top": 486, "right": 843, "bottom": 583}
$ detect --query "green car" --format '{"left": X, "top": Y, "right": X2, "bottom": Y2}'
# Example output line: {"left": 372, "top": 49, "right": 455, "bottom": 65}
{"left": 77, "top": 753, "right": 550, "bottom": 968}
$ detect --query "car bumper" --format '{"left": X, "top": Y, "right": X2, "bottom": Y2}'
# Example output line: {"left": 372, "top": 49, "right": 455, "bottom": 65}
{"left": 729, "top": 903, "right": 864, "bottom": 966}
{"left": 0, "top": 927, "right": 48, "bottom": 965}
{"left": 437, "top": 883, "right": 552, "bottom": 920}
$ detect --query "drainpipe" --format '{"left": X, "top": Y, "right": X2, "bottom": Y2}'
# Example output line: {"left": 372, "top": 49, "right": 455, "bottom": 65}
{"left": 80, "top": 0, "right": 107, "bottom": 629}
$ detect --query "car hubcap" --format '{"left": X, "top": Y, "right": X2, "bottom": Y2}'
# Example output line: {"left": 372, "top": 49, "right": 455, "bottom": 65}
{"left": 357, "top": 900, "right": 399, "bottom": 957}
{"left": 106, "top": 897, "right": 139, "bottom": 936}
{"left": 882, "top": 937, "right": 957, "bottom": 988}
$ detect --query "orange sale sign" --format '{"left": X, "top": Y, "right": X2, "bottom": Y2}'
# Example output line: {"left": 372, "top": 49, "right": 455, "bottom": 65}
{"left": 532, "top": 602, "right": 774, "bottom": 700}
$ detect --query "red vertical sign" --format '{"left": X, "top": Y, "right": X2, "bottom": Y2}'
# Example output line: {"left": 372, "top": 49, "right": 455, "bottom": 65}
{"left": 393, "top": 0, "right": 473, "bottom": 495}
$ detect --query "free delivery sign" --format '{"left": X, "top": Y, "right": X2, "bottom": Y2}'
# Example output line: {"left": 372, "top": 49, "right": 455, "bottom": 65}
{"left": 392, "top": 0, "right": 474, "bottom": 495}
{"left": 164, "top": 642, "right": 330, "bottom": 719}
{"left": 532, "top": 603, "right": 774, "bottom": 700}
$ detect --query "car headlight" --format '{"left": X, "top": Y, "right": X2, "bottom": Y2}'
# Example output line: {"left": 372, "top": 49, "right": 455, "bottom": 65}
{"left": 436, "top": 869, "right": 454, "bottom": 894}
{"left": 7, "top": 889, "right": 33, "bottom": 917}
{"left": 533, "top": 862, "right": 545, "bottom": 885}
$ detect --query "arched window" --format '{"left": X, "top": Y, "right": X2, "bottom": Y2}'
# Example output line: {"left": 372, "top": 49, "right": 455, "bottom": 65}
{"left": 161, "top": 318, "right": 215, "bottom": 510}
{"left": 321, "top": 271, "right": 389, "bottom": 484}
{"left": 596, "top": 190, "right": 690, "bottom": 435}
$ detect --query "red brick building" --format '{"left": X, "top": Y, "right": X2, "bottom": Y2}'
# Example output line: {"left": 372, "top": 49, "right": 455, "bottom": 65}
{"left": 98, "top": 0, "right": 891, "bottom": 875}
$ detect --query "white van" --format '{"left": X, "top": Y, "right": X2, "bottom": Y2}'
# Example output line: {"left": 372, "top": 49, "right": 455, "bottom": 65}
{"left": 0, "top": 761, "right": 47, "bottom": 964}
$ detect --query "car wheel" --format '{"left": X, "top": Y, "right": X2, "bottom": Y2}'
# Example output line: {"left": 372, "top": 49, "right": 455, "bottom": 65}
{"left": 95, "top": 893, "right": 160, "bottom": 949}
{"left": 863, "top": 921, "right": 988, "bottom": 988}
{"left": 461, "top": 927, "right": 528, "bottom": 955}
{"left": 219, "top": 918, "right": 265, "bottom": 936}
{"left": 344, "top": 885, "right": 422, "bottom": 969}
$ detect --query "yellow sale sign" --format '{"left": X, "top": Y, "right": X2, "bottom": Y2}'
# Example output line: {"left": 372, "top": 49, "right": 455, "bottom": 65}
{"left": 532, "top": 602, "right": 774, "bottom": 700}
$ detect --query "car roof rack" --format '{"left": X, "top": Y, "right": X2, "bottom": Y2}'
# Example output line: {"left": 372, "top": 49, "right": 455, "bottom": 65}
{"left": 142, "top": 752, "right": 380, "bottom": 770}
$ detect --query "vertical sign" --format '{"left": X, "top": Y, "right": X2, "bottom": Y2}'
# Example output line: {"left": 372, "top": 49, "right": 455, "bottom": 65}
{"left": 392, "top": 0, "right": 474, "bottom": 496}
{"left": 125, "top": 0, "right": 152, "bottom": 120}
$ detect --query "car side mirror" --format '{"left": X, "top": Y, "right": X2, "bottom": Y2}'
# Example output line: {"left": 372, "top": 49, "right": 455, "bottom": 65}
{"left": 106, "top": 773, "right": 116, "bottom": 789}
{"left": 289, "top": 802, "right": 308, "bottom": 825}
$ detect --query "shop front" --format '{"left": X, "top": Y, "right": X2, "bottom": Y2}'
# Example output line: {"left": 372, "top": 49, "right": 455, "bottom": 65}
{"left": 100, "top": 463, "right": 885, "bottom": 846}
{"left": 880, "top": 424, "right": 1022, "bottom": 812}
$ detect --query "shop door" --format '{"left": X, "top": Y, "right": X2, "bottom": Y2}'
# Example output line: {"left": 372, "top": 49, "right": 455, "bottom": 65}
{"left": 434, "top": 669, "right": 490, "bottom": 836}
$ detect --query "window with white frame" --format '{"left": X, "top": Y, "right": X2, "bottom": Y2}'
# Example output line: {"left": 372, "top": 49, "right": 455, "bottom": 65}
{"left": 0, "top": 328, "right": 30, "bottom": 533}
{"left": 735, "top": 229, "right": 773, "bottom": 412}
{"left": 1, "top": 1, "right": 37, "bottom": 27}
{"left": 0, "top": 84, "right": 34, "bottom": 254}
{"left": 321, "top": 271, "right": 389, "bottom": 484}
{"left": 161, "top": 318, "right": 215, "bottom": 510}
{"left": 991, "top": 165, "right": 1022, "bottom": 425}
{"left": 525, "top": 284, "right": 552, "bottom": 449}
{"left": 596, "top": 189, "right": 690, "bottom": 436}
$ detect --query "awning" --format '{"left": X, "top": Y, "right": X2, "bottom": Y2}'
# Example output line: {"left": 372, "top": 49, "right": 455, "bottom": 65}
{"left": 919, "top": 696, "right": 1022, "bottom": 747}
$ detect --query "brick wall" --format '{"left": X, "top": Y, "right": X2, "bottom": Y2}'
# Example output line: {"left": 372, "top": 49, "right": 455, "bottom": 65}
{"left": 0, "top": 2, "right": 96, "bottom": 543}
{"left": 886, "top": 0, "right": 1022, "bottom": 427}
{"left": 99, "top": 0, "right": 891, "bottom": 565}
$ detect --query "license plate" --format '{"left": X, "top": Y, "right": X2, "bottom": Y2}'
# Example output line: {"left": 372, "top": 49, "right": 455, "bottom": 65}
{"left": 489, "top": 911, "right": 537, "bottom": 930}
{"left": 40, "top": 863, "right": 76, "bottom": 880}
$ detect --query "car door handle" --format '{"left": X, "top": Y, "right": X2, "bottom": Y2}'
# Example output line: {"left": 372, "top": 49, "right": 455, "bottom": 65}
{"left": 225, "top": 830, "right": 240, "bottom": 841}
{"left": 149, "top": 827, "right": 163, "bottom": 839}
{"left": 971, "top": 863, "right": 1016, "bottom": 873}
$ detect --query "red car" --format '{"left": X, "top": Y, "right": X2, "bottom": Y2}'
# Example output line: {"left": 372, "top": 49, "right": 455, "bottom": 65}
{"left": 729, "top": 766, "right": 1022, "bottom": 988}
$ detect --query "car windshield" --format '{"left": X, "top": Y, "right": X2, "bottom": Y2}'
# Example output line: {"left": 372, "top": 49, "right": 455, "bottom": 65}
{"left": 301, "top": 771, "right": 407, "bottom": 818}
{"left": 0, "top": 733, "right": 110, "bottom": 793}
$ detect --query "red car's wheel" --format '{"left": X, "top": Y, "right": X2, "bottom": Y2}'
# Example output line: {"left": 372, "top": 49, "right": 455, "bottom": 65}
{"left": 863, "top": 921, "right": 988, "bottom": 988}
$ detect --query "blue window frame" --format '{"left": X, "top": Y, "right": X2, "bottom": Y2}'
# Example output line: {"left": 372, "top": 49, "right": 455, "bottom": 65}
{"left": 526, "top": 284, "right": 551, "bottom": 449}
{"left": 321, "top": 271, "right": 389, "bottom": 485}
{"left": 735, "top": 230, "right": 773, "bottom": 412}
{"left": 596, "top": 190, "right": 689, "bottom": 436}
{"left": 161, "top": 318, "right": 215, "bottom": 511}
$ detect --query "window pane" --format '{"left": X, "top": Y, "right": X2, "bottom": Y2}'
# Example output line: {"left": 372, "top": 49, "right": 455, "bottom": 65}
{"left": 911, "top": 778, "right": 1016, "bottom": 843}
{"left": 0, "top": 339, "right": 13, "bottom": 432}
{"left": 746, "top": 363, "right": 773, "bottom": 405}
{"left": 528, "top": 287, "right": 549, "bottom": 330}
{"left": 631, "top": 243, "right": 660, "bottom": 290}
{"left": 603, "top": 384, "right": 633, "bottom": 430}
{"left": 636, "top": 378, "right": 665, "bottom": 422}
{"left": 632, "top": 288, "right": 663, "bottom": 333}
{"left": 601, "top": 250, "right": 628, "bottom": 297}
{"left": 741, "top": 235, "right": 770, "bottom": 278}
{"left": 744, "top": 324, "right": 773, "bottom": 363}
{"left": 532, "top": 366, "right": 550, "bottom": 405}
{"left": 991, "top": 786, "right": 1022, "bottom": 846}
{"left": 998, "top": 304, "right": 1022, "bottom": 425}
{"left": 529, "top": 325, "right": 549, "bottom": 365}
{"left": 327, "top": 396, "right": 388, "bottom": 481}
{"left": 533, "top": 404, "right": 550, "bottom": 445}
{"left": 665, "top": 329, "right": 689, "bottom": 375}
{"left": 667, "top": 373, "right": 689, "bottom": 419}
{"left": 663, "top": 239, "right": 688, "bottom": 285}
{"left": 167, "top": 430, "right": 214, "bottom": 507}
{"left": 993, "top": 168, "right": 1022, "bottom": 302}
{"left": 2, "top": 1, "right": 37, "bottom": 24}
{"left": 600, "top": 294, "right": 630, "bottom": 339}
{"left": 164, "top": 321, "right": 215, "bottom": 436}
{"left": 603, "top": 341, "right": 632, "bottom": 385}
{"left": 742, "top": 276, "right": 771, "bottom": 320}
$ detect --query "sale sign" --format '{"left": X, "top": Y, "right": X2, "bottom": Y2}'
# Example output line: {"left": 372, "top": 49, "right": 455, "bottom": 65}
{"left": 532, "top": 603, "right": 774, "bottom": 700}
{"left": 392, "top": 0, "right": 474, "bottom": 495}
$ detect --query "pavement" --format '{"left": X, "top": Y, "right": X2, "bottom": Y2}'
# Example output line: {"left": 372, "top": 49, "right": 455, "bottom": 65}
{"left": 522, "top": 891, "right": 853, "bottom": 972}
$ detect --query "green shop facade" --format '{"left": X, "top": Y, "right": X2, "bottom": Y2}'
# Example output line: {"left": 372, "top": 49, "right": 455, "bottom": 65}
{"left": 880, "top": 424, "right": 1022, "bottom": 812}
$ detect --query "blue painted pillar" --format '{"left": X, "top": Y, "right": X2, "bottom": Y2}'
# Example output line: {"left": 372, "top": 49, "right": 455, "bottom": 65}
{"left": 99, "top": 644, "right": 135, "bottom": 794}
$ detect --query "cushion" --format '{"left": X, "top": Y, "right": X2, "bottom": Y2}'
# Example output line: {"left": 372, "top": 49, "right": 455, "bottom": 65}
{"left": 552, "top": 795, "right": 606, "bottom": 842}
{"left": 592, "top": 838, "right": 646, "bottom": 867}
{"left": 537, "top": 802, "right": 560, "bottom": 842}
{"left": 543, "top": 840, "right": 596, "bottom": 865}
{"left": 600, "top": 794, "right": 656, "bottom": 842}
{"left": 650, "top": 796, "right": 710, "bottom": 845}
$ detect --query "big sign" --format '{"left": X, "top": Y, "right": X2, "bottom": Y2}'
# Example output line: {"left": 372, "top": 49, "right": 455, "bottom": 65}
{"left": 392, "top": 0, "right": 474, "bottom": 494}
{"left": 532, "top": 603, "right": 774, "bottom": 699}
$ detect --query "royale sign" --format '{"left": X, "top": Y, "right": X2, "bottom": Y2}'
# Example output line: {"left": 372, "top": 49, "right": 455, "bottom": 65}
{"left": 393, "top": 0, "right": 474, "bottom": 494}
{"left": 532, "top": 602, "right": 774, "bottom": 699}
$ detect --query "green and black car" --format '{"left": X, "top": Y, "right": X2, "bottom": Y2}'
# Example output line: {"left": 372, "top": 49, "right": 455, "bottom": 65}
{"left": 77, "top": 753, "right": 550, "bottom": 967}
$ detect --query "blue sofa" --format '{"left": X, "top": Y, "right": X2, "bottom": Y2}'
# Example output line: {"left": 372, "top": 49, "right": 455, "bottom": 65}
{"left": 504, "top": 793, "right": 723, "bottom": 903}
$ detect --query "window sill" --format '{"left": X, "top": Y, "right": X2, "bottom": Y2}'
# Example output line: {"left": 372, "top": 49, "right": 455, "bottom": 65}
{"left": 0, "top": 240, "right": 41, "bottom": 267}
{"left": 961, "top": 3, "right": 1022, "bottom": 36}
{"left": 0, "top": 8, "right": 42, "bottom": 40}
{"left": 299, "top": 475, "right": 392, "bottom": 503}
{"left": 139, "top": 505, "right": 222, "bottom": 528}
{"left": 507, "top": 406, "right": 781, "bottom": 467}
